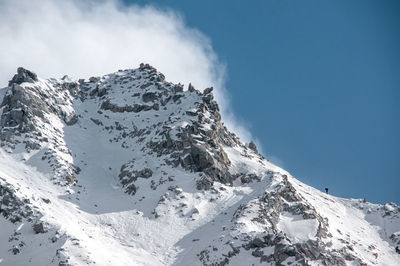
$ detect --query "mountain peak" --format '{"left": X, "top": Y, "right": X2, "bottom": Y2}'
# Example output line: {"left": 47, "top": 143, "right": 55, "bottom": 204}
{"left": 8, "top": 67, "right": 38, "bottom": 86}
{"left": 0, "top": 65, "right": 399, "bottom": 265}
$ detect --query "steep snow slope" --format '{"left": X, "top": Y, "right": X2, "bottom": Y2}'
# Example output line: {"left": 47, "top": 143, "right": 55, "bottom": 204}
{"left": 0, "top": 66, "right": 399, "bottom": 266}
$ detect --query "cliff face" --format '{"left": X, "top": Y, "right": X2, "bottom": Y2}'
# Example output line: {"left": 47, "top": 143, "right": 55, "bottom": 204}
{"left": 0, "top": 66, "right": 399, "bottom": 266}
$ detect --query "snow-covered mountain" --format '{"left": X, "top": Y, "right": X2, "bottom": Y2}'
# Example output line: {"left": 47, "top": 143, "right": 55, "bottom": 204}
{"left": 0, "top": 66, "right": 399, "bottom": 266}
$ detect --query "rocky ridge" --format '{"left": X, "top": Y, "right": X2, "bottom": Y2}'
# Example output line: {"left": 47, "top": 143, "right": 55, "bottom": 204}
{"left": 0, "top": 66, "right": 399, "bottom": 266}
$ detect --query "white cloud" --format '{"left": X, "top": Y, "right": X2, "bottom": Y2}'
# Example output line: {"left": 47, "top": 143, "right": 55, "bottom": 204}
{"left": 0, "top": 0, "right": 254, "bottom": 143}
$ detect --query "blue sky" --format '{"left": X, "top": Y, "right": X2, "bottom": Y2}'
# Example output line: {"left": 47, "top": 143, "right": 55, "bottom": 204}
{"left": 124, "top": 0, "right": 400, "bottom": 204}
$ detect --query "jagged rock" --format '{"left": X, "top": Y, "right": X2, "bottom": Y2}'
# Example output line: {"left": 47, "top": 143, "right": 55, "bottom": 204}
{"left": 0, "top": 85, "right": 44, "bottom": 132}
{"left": 140, "top": 83, "right": 153, "bottom": 90}
{"left": 89, "top": 86, "right": 107, "bottom": 97}
{"left": 1, "top": 64, "right": 398, "bottom": 266}
{"left": 8, "top": 67, "right": 38, "bottom": 86}
{"left": 66, "top": 175, "right": 75, "bottom": 185}
{"left": 321, "top": 254, "right": 347, "bottom": 266}
{"left": 239, "top": 173, "right": 261, "bottom": 184}
{"left": 196, "top": 175, "right": 214, "bottom": 190}
{"left": 203, "top": 87, "right": 213, "bottom": 94}
{"left": 185, "top": 110, "right": 197, "bottom": 116}
{"left": 2, "top": 194, "right": 11, "bottom": 205}
{"left": 190, "top": 144, "right": 214, "bottom": 170}
{"left": 42, "top": 198, "right": 51, "bottom": 204}
{"left": 65, "top": 115, "right": 78, "bottom": 126}
{"left": 390, "top": 232, "right": 400, "bottom": 245}
{"left": 33, "top": 221, "right": 47, "bottom": 233}
{"left": 295, "top": 240, "right": 321, "bottom": 260}
{"left": 0, "top": 183, "right": 34, "bottom": 223}
{"left": 101, "top": 100, "right": 153, "bottom": 113}
{"left": 248, "top": 141, "right": 258, "bottom": 153}
{"left": 249, "top": 237, "right": 265, "bottom": 248}
{"left": 119, "top": 164, "right": 153, "bottom": 195}
{"left": 188, "top": 83, "right": 195, "bottom": 92}
{"left": 173, "top": 94, "right": 183, "bottom": 102}
{"left": 142, "top": 92, "right": 158, "bottom": 102}
{"left": 125, "top": 184, "right": 137, "bottom": 195}
{"left": 90, "top": 118, "right": 103, "bottom": 126}
{"left": 51, "top": 235, "right": 59, "bottom": 243}
{"left": 11, "top": 245, "right": 20, "bottom": 255}
{"left": 25, "top": 141, "right": 41, "bottom": 150}
{"left": 174, "top": 85, "right": 183, "bottom": 93}
{"left": 138, "top": 168, "right": 153, "bottom": 178}
{"left": 251, "top": 249, "right": 264, "bottom": 257}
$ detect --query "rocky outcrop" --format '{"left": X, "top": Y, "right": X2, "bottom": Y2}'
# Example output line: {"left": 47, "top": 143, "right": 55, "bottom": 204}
{"left": 8, "top": 67, "right": 38, "bottom": 86}
{"left": 197, "top": 173, "right": 361, "bottom": 266}
{"left": 0, "top": 180, "right": 35, "bottom": 223}
{"left": 82, "top": 64, "right": 250, "bottom": 193}
{"left": 0, "top": 65, "right": 397, "bottom": 266}
{"left": 248, "top": 141, "right": 258, "bottom": 153}
{"left": 33, "top": 221, "right": 48, "bottom": 234}
{"left": 145, "top": 86, "right": 244, "bottom": 190}
{"left": 100, "top": 100, "right": 158, "bottom": 113}
{"left": 119, "top": 160, "right": 153, "bottom": 195}
{"left": 0, "top": 84, "right": 45, "bottom": 134}
{"left": 0, "top": 68, "right": 81, "bottom": 185}
{"left": 1, "top": 68, "right": 79, "bottom": 138}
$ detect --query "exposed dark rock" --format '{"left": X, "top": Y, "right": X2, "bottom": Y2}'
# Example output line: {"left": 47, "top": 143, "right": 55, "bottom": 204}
{"left": 186, "top": 110, "right": 198, "bottom": 116}
{"left": 33, "top": 221, "right": 47, "bottom": 233}
{"left": 238, "top": 173, "right": 261, "bottom": 184}
{"left": 89, "top": 86, "right": 107, "bottom": 97}
{"left": 390, "top": 232, "right": 400, "bottom": 245}
{"left": 2, "top": 194, "right": 11, "bottom": 205}
{"left": 173, "top": 94, "right": 183, "bottom": 102}
{"left": 142, "top": 92, "right": 158, "bottom": 102}
{"left": 188, "top": 83, "right": 195, "bottom": 92}
{"left": 125, "top": 184, "right": 137, "bottom": 195}
{"left": 203, "top": 87, "right": 213, "bottom": 95}
{"left": 0, "top": 183, "right": 34, "bottom": 222}
{"left": 8, "top": 67, "right": 38, "bottom": 86}
{"left": 249, "top": 237, "right": 265, "bottom": 248}
{"left": 295, "top": 240, "right": 321, "bottom": 260}
{"left": 251, "top": 249, "right": 264, "bottom": 257}
{"left": 90, "top": 118, "right": 103, "bottom": 126}
{"left": 66, "top": 175, "right": 76, "bottom": 185}
{"left": 196, "top": 175, "right": 214, "bottom": 190}
{"left": 119, "top": 163, "right": 153, "bottom": 195}
{"left": 25, "top": 141, "right": 41, "bottom": 150}
{"left": 152, "top": 103, "right": 159, "bottom": 111}
{"left": 144, "top": 87, "right": 244, "bottom": 191}
{"left": 51, "top": 235, "right": 59, "bottom": 243}
{"left": 248, "top": 141, "right": 258, "bottom": 153}
{"left": 101, "top": 100, "right": 154, "bottom": 113}
{"left": 0, "top": 65, "right": 393, "bottom": 266}
{"left": 65, "top": 115, "right": 78, "bottom": 126}
{"left": 174, "top": 85, "right": 183, "bottom": 93}
{"left": 0, "top": 84, "right": 46, "bottom": 133}
{"left": 11, "top": 245, "right": 20, "bottom": 255}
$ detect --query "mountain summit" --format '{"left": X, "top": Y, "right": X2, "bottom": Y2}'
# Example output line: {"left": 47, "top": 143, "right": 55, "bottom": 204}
{"left": 0, "top": 65, "right": 399, "bottom": 265}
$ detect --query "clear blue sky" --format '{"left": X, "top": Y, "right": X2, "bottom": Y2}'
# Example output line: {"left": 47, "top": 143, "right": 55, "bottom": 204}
{"left": 125, "top": 0, "right": 400, "bottom": 204}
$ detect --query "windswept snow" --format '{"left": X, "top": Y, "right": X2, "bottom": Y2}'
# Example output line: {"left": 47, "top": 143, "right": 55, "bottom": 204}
{"left": 277, "top": 213, "right": 319, "bottom": 243}
{"left": 0, "top": 66, "right": 399, "bottom": 265}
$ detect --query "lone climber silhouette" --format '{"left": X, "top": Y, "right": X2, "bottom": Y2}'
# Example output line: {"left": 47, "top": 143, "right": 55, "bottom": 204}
{"left": 325, "top": 188, "right": 328, "bottom": 194}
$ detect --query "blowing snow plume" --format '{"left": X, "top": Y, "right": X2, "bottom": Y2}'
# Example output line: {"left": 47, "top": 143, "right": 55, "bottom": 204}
{"left": 0, "top": 0, "right": 222, "bottom": 89}
{"left": 0, "top": 0, "right": 255, "bottom": 143}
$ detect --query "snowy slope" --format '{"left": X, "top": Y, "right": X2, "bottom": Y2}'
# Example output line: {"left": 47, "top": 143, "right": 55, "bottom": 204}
{"left": 0, "top": 66, "right": 399, "bottom": 266}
